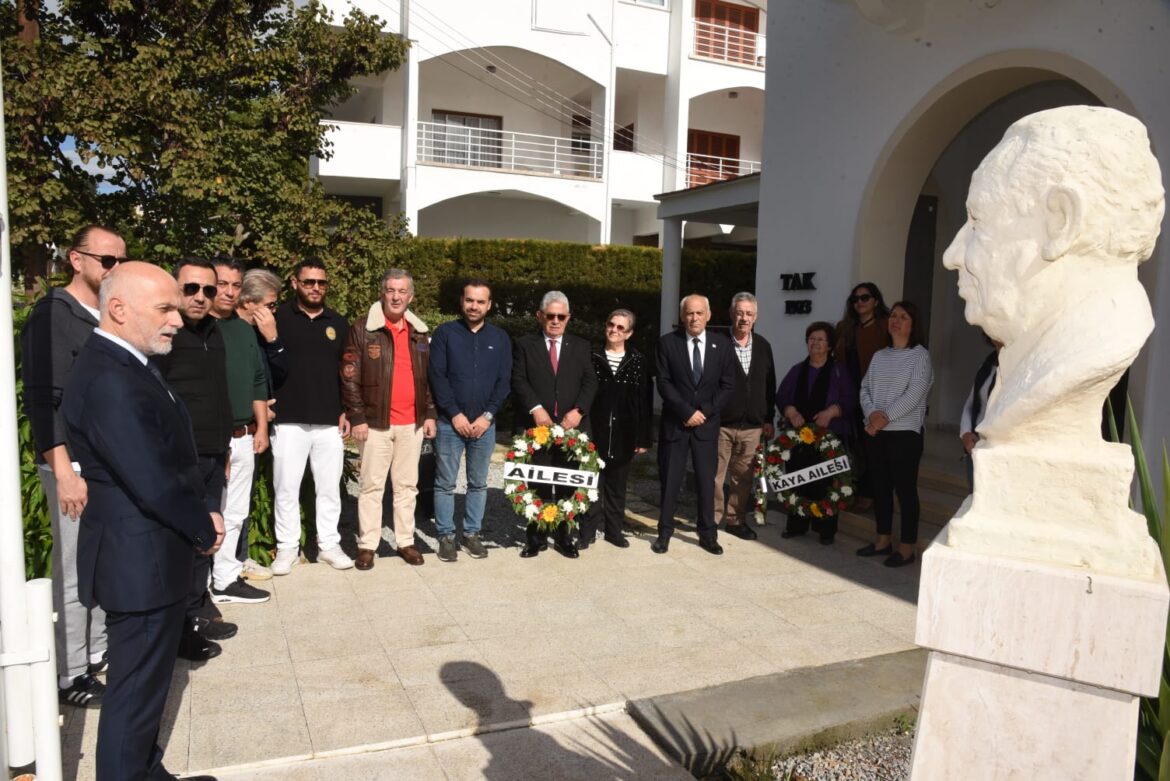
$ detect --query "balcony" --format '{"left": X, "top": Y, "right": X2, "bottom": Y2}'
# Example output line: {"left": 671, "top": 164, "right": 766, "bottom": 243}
{"left": 686, "top": 152, "right": 761, "bottom": 188}
{"left": 692, "top": 19, "right": 766, "bottom": 69}
{"left": 417, "top": 122, "right": 603, "bottom": 180}
{"left": 316, "top": 121, "right": 402, "bottom": 181}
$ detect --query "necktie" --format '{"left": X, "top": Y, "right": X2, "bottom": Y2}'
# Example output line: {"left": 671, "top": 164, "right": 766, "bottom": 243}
{"left": 692, "top": 337, "right": 702, "bottom": 384}
{"left": 549, "top": 339, "right": 559, "bottom": 375}
{"left": 146, "top": 362, "right": 175, "bottom": 402}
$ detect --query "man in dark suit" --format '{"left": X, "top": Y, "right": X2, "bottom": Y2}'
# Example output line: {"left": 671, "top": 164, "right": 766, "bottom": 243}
{"left": 654, "top": 294, "right": 736, "bottom": 555}
{"left": 511, "top": 290, "right": 598, "bottom": 558}
{"left": 62, "top": 262, "right": 221, "bottom": 781}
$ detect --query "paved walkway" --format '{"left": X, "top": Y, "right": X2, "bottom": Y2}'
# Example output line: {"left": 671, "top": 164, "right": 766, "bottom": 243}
{"left": 60, "top": 447, "right": 925, "bottom": 780}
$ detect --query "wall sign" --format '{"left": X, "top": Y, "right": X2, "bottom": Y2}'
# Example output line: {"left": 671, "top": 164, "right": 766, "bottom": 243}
{"left": 781, "top": 272, "right": 816, "bottom": 315}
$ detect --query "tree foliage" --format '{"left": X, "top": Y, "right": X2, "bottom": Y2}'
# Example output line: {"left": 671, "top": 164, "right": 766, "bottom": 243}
{"left": 2, "top": 0, "right": 409, "bottom": 275}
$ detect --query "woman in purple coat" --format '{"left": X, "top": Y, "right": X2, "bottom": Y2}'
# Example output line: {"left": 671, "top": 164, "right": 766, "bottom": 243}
{"left": 775, "top": 321, "right": 856, "bottom": 543}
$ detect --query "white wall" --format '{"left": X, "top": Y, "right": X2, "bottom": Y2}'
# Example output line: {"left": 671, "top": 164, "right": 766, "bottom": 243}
{"left": 756, "top": 0, "right": 1170, "bottom": 473}
{"left": 688, "top": 88, "right": 764, "bottom": 162}
{"left": 418, "top": 193, "right": 599, "bottom": 242}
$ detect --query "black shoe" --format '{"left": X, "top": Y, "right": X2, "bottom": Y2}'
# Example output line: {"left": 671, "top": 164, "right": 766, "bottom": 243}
{"left": 553, "top": 541, "right": 580, "bottom": 559}
{"left": 819, "top": 535, "right": 835, "bottom": 546}
{"left": 725, "top": 523, "right": 758, "bottom": 540}
{"left": 577, "top": 536, "right": 591, "bottom": 551}
{"left": 519, "top": 543, "right": 547, "bottom": 558}
{"left": 856, "top": 543, "right": 893, "bottom": 557}
{"left": 192, "top": 615, "right": 237, "bottom": 641}
{"left": 650, "top": 537, "right": 670, "bottom": 554}
{"left": 698, "top": 537, "right": 724, "bottom": 556}
{"left": 883, "top": 551, "right": 917, "bottom": 568}
{"left": 177, "top": 632, "right": 222, "bottom": 663}
{"left": 780, "top": 530, "right": 806, "bottom": 539}
{"left": 59, "top": 673, "right": 105, "bottom": 708}
{"left": 87, "top": 651, "right": 109, "bottom": 676}
{"left": 604, "top": 535, "right": 631, "bottom": 548}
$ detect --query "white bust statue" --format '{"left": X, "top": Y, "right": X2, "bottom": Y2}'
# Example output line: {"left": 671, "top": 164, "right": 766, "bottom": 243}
{"left": 942, "top": 106, "right": 1165, "bottom": 577}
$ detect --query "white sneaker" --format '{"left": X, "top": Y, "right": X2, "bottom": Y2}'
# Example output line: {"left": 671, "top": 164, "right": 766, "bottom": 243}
{"left": 318, "top": 546, "right": 355, "bottom": 570}
{"left": 241, "top": 558, "right": 273, "bottom": 581}
{"left": 271, "top": 548, "right": 300, "bottom": 576}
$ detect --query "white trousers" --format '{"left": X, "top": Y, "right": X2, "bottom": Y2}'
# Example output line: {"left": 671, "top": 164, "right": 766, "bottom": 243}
{"left": 213, "top": 434, "right": 254, "bottom": 589}
{"left": 272, "top": 423, "right": 343, "bottom": 553}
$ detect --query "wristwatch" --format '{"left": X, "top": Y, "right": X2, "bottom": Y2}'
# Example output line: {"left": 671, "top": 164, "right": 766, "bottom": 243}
{"left": 483, "top": 412, "right": 494, "bottom": 422}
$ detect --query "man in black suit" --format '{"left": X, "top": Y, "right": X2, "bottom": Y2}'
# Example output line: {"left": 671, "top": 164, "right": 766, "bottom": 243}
{"left": 62, "top": 262, "right": 221, "bottom": 781}
{"left": 511, "top": 290, "right": 598, "bottom": 558}
{"left": 654, "top": 294, "right": 736, "bottom": 555}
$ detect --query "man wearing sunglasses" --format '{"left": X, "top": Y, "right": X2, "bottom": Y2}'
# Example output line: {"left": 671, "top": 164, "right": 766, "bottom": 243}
{"left": 21, "top": 224, "right": 126, "bottom": 709}
{"left": 270, "top": 258, "right": 355, "bottom": 574}
{"left": 154, "top": 258, "right": 238, "bottom": 662}
{"left": 512, "top": 290, "right": 598, "bottom": 559}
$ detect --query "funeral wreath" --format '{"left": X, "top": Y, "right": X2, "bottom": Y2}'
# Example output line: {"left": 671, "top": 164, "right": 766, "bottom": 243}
{"left": 754, "top": 424, "right": 854, "bottom": 519}
{"left": 504, "top": 425, "right": 604, "bottom": 531}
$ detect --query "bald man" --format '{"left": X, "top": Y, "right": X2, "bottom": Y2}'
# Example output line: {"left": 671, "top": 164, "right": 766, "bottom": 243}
{"left": 62, "top": 262, "right": 221, "bottom": 781}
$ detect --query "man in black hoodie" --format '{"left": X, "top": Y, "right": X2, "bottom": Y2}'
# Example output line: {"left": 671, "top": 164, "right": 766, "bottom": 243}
{"left": 155, "top": 258, "right": 237, "bottom": 661}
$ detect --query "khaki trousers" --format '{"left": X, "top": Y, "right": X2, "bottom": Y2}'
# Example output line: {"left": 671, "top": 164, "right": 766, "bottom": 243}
{"left": 715, "top": 427, "right": 763, "bottom": 524}
{"left": 357, "top": 424, "right": 424, "bottom": 550}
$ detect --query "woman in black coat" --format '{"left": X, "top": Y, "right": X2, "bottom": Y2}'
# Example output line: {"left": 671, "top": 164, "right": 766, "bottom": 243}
{"left": 579, "top": 309, "right": 651, "bottom": 549}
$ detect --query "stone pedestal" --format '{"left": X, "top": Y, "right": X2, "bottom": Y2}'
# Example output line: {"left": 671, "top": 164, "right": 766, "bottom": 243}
{"left": 910, "top": 527, "right": 1169, "bottom": 780}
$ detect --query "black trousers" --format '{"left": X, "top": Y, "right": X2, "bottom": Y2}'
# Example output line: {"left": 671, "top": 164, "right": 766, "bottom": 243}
{"left": 526, "top": 444, "right": 573, "bottom": 548}
{"left": 657, "top": 433, "right": 718, "bottom": 541}
{"left": 580, "top": 459, "right": 632, "bottom": 541}
{"left": 97, "top": 597, "right": 186, "bottom": 781}
{"left": 784, "top": 511, "right": 838, "bottom": 541}
{"left": 190, "top": 454, "right": 226, "bottom": 615}
{"left": 866, "top": 429, "right": 924, "bottom": 544}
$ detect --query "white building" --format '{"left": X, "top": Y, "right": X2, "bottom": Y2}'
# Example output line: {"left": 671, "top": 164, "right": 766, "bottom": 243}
{"left": 312, "top": 0, "right": 767, "bottom": 246}
{"left": 733, "top": 0, "right": 1169, "bottom": 473}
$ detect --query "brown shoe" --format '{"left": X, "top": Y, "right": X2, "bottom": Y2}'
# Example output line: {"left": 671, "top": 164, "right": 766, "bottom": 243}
{"left": 398, "top": 545, "right": 425, "bottom": 566}
{"left": 355, "top": 549, "right": 375, "bottom": 571}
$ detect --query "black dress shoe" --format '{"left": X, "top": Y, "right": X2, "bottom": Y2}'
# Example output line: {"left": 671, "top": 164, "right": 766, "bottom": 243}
{"left": 780, "top": 530, "right": 806, "bottom": 539}
{"left": 725, "top": 523, "right": 758, "bottom": 540}
{"left": 519, "top": 543, "right": 548, "bottom": 558}
{"left": 553, "top": 541, "right": 580, "bottom": 559}
{"left": 819, "top": 535, "right": 835, "bottom": 546}
{"left": 577, "top": 537, "right": 591, "bottom": 551}
{"left": 698, "top": 538, "right": 724, "bottom": 556}
{"left": 856, "top": 543, "right": 893, "bottom": 557}
{"left": 604, "top": 535, "right": 631, "bottom": 548}
{"left": 883, "top": 551, "right": 917, "bottom": 568}
{"left": 650, "top": 537, "right": 670, "bottom": 554}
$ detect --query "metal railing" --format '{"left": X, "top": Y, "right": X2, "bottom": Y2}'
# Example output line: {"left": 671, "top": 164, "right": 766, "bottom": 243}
{"left": 417, "top": 122, "right": 603, "bottom": 179}
{"left": 686, "top": 152, "right": 761, "bottom": 188}
{"left": 692, "top": 18, "right": 766, "bottom": 68}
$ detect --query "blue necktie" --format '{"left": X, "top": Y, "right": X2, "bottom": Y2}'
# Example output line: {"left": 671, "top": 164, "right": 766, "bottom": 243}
{"left": 692, "top": 337, "right": 702, "bottom": 384}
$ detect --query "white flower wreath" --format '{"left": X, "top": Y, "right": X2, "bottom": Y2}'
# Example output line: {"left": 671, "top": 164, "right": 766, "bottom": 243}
{"left": 754, "top": 425, "right": 855, "bottom": 519}
{"left": 503, "top": 425, "right": 604, "bottom": 531}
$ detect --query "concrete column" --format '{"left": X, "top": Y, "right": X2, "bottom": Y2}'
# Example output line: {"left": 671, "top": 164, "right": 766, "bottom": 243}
{"left": 662, "top": 0, "right": 693, "bottom": 193}
{"left": 660, "top": 217, "right": 683, "bottom": 336}
{"left": 399, "top": 0, "right": 420, "bottom": 235}
{"left": 591, "top": 78, "right": 613, "bottom": 244}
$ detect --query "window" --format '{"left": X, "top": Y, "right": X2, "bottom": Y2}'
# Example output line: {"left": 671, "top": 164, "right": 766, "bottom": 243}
{"left": 571, "top": 114, "right": 592, "bottom": 153}
{"left": 694, "top": 0, "right": 759, "bottom": 65}
{"left": 429, "top": 110, "right": 503, "bottom": 168}
{"left": 614, "top": 123, "right": 635, "bottom": 153}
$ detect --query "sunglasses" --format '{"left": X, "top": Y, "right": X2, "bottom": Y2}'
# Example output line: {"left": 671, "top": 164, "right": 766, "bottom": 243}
{"left": 298, "top": 278, "right": 328, "bottom": 289}
{"left": 605, "top": 322, "right": 629, "bottom": 332}
{"left": 849, "top": 293, "right": 874, "bottom": 304}
{"left": 542, "top": 312, "right": 569, "bottom": 322}
{"left": 181, "top": 282, "right": 218, "bottom": 299}
{"left": 75, "top": 250, "right": 128, "bottom": 270}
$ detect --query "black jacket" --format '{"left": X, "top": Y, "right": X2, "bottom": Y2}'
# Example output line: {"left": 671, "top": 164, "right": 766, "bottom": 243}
{"left": 720, "top": 332, "right": 776, "bottom": 429}
{"left": 512, "top": 332, "right": 598, "bottom": 434}
{"left": 154, "top": 315, "right": 233, "bottom": 456}
{"left": 20, "top": 288, "right": 99, "bottom": 461}
{"left": 656, "top": 328, "right": 736, "bottom": 442}
{"left": 589, "top": 347, "right": 652, "bottom": 466}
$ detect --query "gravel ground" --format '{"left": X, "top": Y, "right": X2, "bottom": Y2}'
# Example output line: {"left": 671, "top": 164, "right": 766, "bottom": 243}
{"left": 771, "top": 727, "right": 914, "bottom": 781}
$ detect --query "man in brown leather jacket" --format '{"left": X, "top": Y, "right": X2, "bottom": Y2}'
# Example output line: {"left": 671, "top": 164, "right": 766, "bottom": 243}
{"left": 341, "top": 269, "right": 437, "bottom": 568}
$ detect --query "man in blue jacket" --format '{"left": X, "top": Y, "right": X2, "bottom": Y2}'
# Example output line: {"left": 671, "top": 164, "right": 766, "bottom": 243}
{"left": 63, "top": 262, "right": 222, "bottom": 781}
{"left": 427, "top": 279, "right": 512, "bottom": 562}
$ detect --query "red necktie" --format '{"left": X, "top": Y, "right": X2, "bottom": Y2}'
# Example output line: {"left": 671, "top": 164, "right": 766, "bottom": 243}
{"left": 549, "top": 339, "right": 559, "bottom": 375}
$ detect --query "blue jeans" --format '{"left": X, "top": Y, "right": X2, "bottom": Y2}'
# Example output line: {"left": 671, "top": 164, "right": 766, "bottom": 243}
{"left": 434, "top": 419, "right": 495, "bottom": 537}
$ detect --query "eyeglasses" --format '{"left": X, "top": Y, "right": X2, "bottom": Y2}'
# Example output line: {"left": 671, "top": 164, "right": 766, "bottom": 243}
{"left": 181, "top": 282, "right": 218, "bottom": 299}
{"left": 849, "top": 294, "right": 874, "bottom": 304}
{"left": 298, "top": 278, "right": 328, "bottom": 289}
{"left": 605, "top": 322, "right": 629, "bottom": 332}
{"left": 806, "top": 336, "right": 829, "bottom": 344}
{"left": 542, "top": 312, "right": 569, "bottom": 322}
{"left": 263, "top": 302, "right": 278, "bottom": 311}
{"left": 74, "top": 250, "right": 128, "bottom": 270}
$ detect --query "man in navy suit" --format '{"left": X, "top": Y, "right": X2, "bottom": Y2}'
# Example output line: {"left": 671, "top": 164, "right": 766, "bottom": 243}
{"left": 511, "top": 290, "right": 598, "bottom": 558}
{"left": 62, "top": 262, "right": 222, "bottom": 781}
{"left": 654, "top": 294, "right": 736, "bottom": 555}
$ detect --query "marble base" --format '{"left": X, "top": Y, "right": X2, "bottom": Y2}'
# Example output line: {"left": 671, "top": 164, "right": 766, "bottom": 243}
{"left": 910, "top": 527, "right": 1169, "bottom": 779}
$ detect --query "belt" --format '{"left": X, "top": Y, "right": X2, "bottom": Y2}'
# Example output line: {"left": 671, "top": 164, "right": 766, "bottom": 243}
{"left": 231, "top": 422, "right": 258, "bottom": 438}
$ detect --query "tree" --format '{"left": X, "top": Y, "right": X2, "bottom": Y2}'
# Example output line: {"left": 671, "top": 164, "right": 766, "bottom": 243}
{"left": 2, "top": 0, "right": 410, "bottom": 303}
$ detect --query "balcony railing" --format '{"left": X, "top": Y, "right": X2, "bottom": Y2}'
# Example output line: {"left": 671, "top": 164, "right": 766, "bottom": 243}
{"left": 686, "top": 152, "right": 761, "bottom": 188}
{"left": 692, "top": 19, "right": 765, "bottom": 68}
{"left": 417, "top": 122, "right": 603, "bottom": 180}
